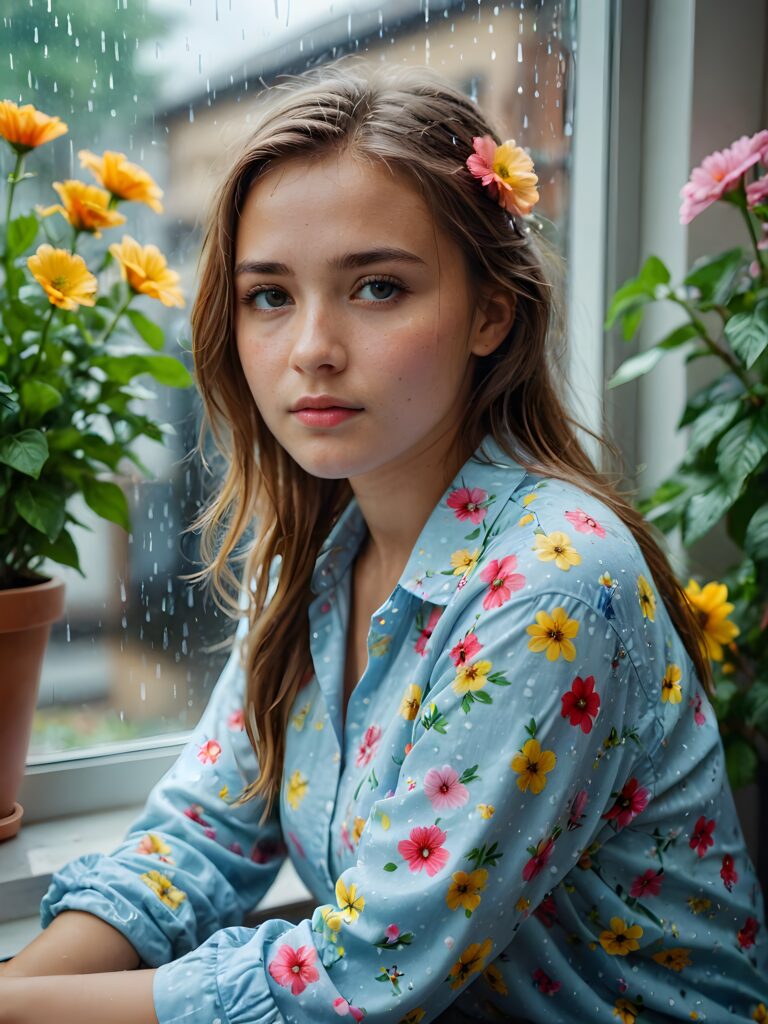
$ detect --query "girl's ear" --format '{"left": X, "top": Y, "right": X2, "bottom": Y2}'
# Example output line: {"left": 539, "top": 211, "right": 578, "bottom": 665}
{"left": 469, "top": 286, "right": 518, "bottom": 358}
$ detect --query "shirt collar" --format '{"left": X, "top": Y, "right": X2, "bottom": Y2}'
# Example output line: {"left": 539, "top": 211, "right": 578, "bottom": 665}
{"left": 310, "top": 432, "right": 530, "bottom": 605}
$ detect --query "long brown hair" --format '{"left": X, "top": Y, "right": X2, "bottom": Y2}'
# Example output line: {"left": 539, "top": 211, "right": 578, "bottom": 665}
{"left": 184, "top": 56, "right": 714, "bottom": 826}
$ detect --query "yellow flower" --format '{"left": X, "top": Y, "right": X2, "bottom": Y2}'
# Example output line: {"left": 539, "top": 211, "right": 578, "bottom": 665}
{"left": 483, "top": 962, "right": 508, "bottom": 995}
{"left": 452, "top": 658, "right": 492, "bottom": 696}
{"left": 599, "top": 916, "right": 643, "bottom": 955}
{"left": 399, "top": 1011, "right": 426, "bottom": 1024}
{"left": 351, "top": 816, "right": 366, "bottom": 846}
{"left": 79, "top": 148, "right": 164, "bottom": 211}
{"left": 515, "top": 896, "right": 530, "bottom": 912}
{"left": 522, "top": 492, "right": 539, "bottom": 507}
{"left": 446, "top": 868, "right": 488, "bottom": 913}
{"left": 599, "top": 571, "right": 616, "bottom": 587}
{"left": 286, "top": 768, "right": 308, "bottom": 810}
{"left": 450, "top": 547, "right": 480, "bottom": 578}
{"left": 108, "top": 235, "right": 185, "bottom": 307}
{"left": 447, "top": 937, "right": 493, "bottom": 990}
{"left": 26, "top": 244, "right": 97, "bottom": 311}
{"left": 139, "top": 869, "right": 187, "bottom": 910}
{"left": 637, "top": 574, "right": 656, "bottom": 621}
{"left": 661, "top": 663, "right": 683, "bottom": 704}
{"left": 651, "top": 947, "right": 692, "bottom": 972}
{"left": 526, "top": 606, "right": 579, "bottom": 661}
{"left": 319, "top": 904, "right": 344, "bottom": 934}
{"left": 687, "top": 896, "right": 711, "bottom": 915}
{"left": 533, "top": 530, "right": 581, "bottom": 571}
{"left": 399, "top": 683, "right": 422, "bottom": 720}
{"left": 518, "top": 512, "right": 535, "bottom": 527}
{"left": 335, "top": 877, "right": 365, "bottom": 923}
{"left": 511, "top": 738, "right": 557, "bottom": 794}
{"left": 752, "top": 1003, "right": 768, "bottom": 1023}
{"left": 0, "top": 99, "right": 68, "bottom": 152}
{"left": 476, "top": 803, "right": 495, "bottom": 819}
{"left": 684, "top": 578, "right": 740, "bottom": 661}
{"left": 35, "top": 180, "right": 126, "bottom": 238}
{"left": 613, "top": 998, "right": 641, "bottom": 1024}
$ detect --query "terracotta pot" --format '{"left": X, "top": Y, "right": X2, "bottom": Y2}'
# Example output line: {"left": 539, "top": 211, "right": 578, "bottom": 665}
{"left": 0, "top": 574, "right": 65, "bottom": 842}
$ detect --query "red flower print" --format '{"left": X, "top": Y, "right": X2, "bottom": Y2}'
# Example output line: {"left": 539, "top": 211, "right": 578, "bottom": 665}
{"left": 629, "top": 868, "right": 663, "bottom": 898}
{"left": 227, "top": 708, "right": 245, "bottom": 730}
{"left": 479, "top": 554, "right": 526, "bottom": 610}
{"left": 450, "top": 630, "right": 483, "bottom": 667}
{"left": 424, "top": 765, "right": 470, "bottom": 810}
{"left": 720, "top": 853, "right": 739, "bottom": 892}
{"left": 268, "top": 942, "right": 320, "bottom": 995}
{"left": 183, "top": 804, "right": 211, "bottom": 827}
{"left": 203, "top": 827, "right": 217, "bottom": 840}
{"left": 533, "top": 896, "right": 557, "bottom": 928}
{"left": 522, "top": 836, "right": 555, "bottom": 882}
{"left": 384, "top": 924, "right": 400, "bottom": 943}
{"left": 251, "top": 836, "right": 288, "bottom": 864}
{"left": 415, "top": 606, "right": 443, "bottom": 656}
{"left": 287, "top": 830, "right": 306, "bottom": 858}
{"left": 567, "top": 789, "right": 588, "bottom": 830}
{"left": 196, "top": 739, "right": 222, "bottom": 765}
{"left": 355, "top": 724, "right": 382, "bottom": 768}
{"left": 398, "top": 824, "right": 450, "bottom": 876}
{"left": 560, "top": 675, "right": 600, "bottom": 733}
{"left": 689, "top": 692, "right": 706, "bottom": 726}
{"left": 564, "top": 507, "right": 606, "bottom": 538}
{"left": 532, "top": 967, "right": 561, "bottom": 994}
{"left": 737, "top": 915, "right": 759, "bottom": 949}
{"left": 601, "top": 777, "right": 649, "bottom": 830}
{"left": 689, "top": 816, "right": 716, "bottom": 858}
{"left": 228, "top": 841, "right": 244, "bottom": 856}
{"left": 333, "top": 996, "right": 365, "bottom": 1021}
{"left": 447, "top": 485, "right": 489, "bottom": 524}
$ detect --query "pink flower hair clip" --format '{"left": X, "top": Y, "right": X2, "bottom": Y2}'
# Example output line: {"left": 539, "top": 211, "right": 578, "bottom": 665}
{"left": 466, "top": 134, "right": 540, "bottom": 221}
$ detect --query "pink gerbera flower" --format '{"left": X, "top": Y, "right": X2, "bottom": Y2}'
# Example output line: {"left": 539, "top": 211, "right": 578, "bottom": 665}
{"left": 679, "top": 129, "right": 768, "bottom": 224}
{"left": 397, "top": 824, "right": 450, "bottom": 876}
{"left": 268, "top": 942, "right": 319, "bottom": 995}
{"left": 479, "top": 554, "right": 526, "bottom": 610}
{"left": 747, "top": 173, "right": 768, "bottom": 208}
{"left": 564, "top": 508, "right": 606, "bottom": 538}
{"left": 689, "top": 815, "right": 716, "bottom": 858}
{"left": 196, "top": 739, "right": 222, "bottom": 765}
{"left": 601, "top": 777, "right": 650, "bottom": 829}
{"left": 423, "top": 765, "right": 469, "bottom": 810}
{"left": 560, "top": 674, "right": 601, "bottom": 733}
{"left": 630, "top": 868, "right": 663, "bottom": 899}
{"left": 447, "top": 485, "right": 489, "bottom": 524}
{"left": 466, "top": 134, "right": 540, "bottom": 215}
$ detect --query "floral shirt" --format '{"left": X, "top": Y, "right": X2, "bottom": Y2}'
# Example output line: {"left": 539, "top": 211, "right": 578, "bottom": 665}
{"left": 40, "top": 433, "right": 768, "bottom": 1024}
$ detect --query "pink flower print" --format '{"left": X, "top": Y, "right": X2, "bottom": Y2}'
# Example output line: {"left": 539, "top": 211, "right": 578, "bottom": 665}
{"left": 601, "top": 777, "right": 649, "bottom": 830}
{"left": 564, "top": 507, "right": 606, "bottom": 538}
{"left": 737, "top": 915, "right": 759, "bottom": 949}
{"left": 566, "top": 789, "right": 588, "bottom": 831}
{"left": 384, "top": 924, "right": 400, "bottom": 943}
{"left": 450, "top": 630, "right": 483, "bottom": 667}
{"left": 679, "top": 129, "right": 768, "bottom": 224}
{"left": 415, "top": 606, "right": 443, "bottom": 656}
{"left": 333, "top": 997, "right": 365, "bottom": 1021}
{"left": 355, "top": 724, "right": 382, "bottom": 768}
{"left": 479, "top": 554, "right": 526, "bottom": 610}
{"left": 203, "top": 827, "right": 217, "bottom": 840}
{"left": 689, "top": 815, "right": 716, "bottom": 858}
{"left": 196, "top": 739, "right": 222, "bottom": 765}
{"left": 184, "top": 804, "right": 211, "bottom": 827}
{"left": 228, "top": 841, "right": 244, "bottom": 856}
{"left": 268, "top": 942, "right": 320, "bottom": 995}
{"left": 397, "top": 824, "right": 450, "bottom": 876}
{"left": 287, "top": 830, "right": 306, "bottom": 859}
{"left": 340, "top": 820, "right": 355, "bottom": 853}
{"left": 532, "top": 967, "right": 561, "bottom": 995}
{"left": 689, "top": 692, "right": 706, "bottom": 726}
{"left": 630, "top": 868, "right": 663, "bottom": 898}
{"left": 423, "top": 765, "right": 470, "bottom": 811}
{"left": 227, "top": 708, "right": 245, "bottom": 730}
{"left": 447, "top": 486, "right": 488, "bottom": 524}
{"left": 522, "top": 836, "right": 555, "bottom": 882}
{"left": 320, "top": 600, "right": 332, "bottom": 614}
{"left": 720, "top": 853, "right": 739, "bottom": 892}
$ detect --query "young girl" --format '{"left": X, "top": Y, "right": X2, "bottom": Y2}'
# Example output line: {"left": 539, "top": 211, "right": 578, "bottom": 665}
{"left": 2, "top": 58, "right": 767, "bottom": 1024}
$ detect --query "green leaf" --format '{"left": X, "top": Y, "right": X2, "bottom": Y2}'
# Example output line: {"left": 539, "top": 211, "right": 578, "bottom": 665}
{"left": 140, "top": 355, "right": 193, "bottom": 388}
{"left": 0, "top": 429, "right": 49, "bottom": 478}
{"left": 126, "top": 309, "right": 165, "bottom": 351}
{"left": 37, "top": 525, "right": 83, "bottom": 575}
{"left": 711, "top": 678, "right": 738, "bottom": 720}
{"left": 679, "top": 373, "right": 746, "bottom": 428}
{"left": 14, "top": 484, "right": 66, "bottom": 541}
{"left": 683, "top": 479, "right": 742, "bottom": 545}
{"left": 715, "top": 410, "right": 768, "bottom": 486}
{"left": 746, "top": 683, "right": 768, "bottom": 733}
{"left": 94, "top": 353, "right": 192, "bottom": 388}
{"left": 20, "top": 379, "right": 63, "bottom": 418}
{"left": 607, "top": 324, "right": 699, "bottom": 388}
{"left": 684, "top": 248, "right": 744, "bottom": 305}
{"left": 687, "top": 400, "right": 742, "bottom": 456}
{"left": 6, "top": 212, "right": 39, "bottom": 258}
{"left": 723, "top": 735, "right": 758, "bottom": 789}
{"left": 724, "top": 301, "right": 768, "bottom": 370}
{"left": 744, "top": 504, "right": 768, "bottom": 560}
{"left": 82, "top": 477, "right": 131, "bottom": 531}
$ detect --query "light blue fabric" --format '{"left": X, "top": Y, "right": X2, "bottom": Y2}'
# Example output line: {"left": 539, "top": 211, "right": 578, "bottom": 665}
{"left": 40, "top": 433, "right": 768, "bottom": 1023}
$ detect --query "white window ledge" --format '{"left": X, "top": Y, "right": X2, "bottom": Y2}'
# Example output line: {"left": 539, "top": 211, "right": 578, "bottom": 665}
{"left": 0, "top": 804, "right": 312, "bottom": 961}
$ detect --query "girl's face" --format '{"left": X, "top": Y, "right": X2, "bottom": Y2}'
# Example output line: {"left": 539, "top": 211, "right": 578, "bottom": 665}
{"left": 233, "top": 148, "right": 501, "bottom": 482}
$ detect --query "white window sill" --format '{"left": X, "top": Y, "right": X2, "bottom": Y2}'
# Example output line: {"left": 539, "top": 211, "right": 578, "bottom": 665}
{"left": 0, "top": 804, "right": 312, "bottom": 961}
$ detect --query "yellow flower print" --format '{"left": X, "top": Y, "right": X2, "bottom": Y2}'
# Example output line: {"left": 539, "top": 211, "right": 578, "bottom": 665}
{"left": 599, "top": 571, "right": 616, "bottom": 587}
{"left": 446, "top": 868, "right": 488, "bottom": 913}
{"left": 218, "top": 784, "right": 229, "bottom": 800}
{"left": 752, "top": 1003, "right": 768, "bottom": 1023}
{"left": 511, "top": 738, "right": 557, "bottom": 794}
{"left": 352, "top": 816, "right": 366, "bottom": 846}
{"left": 399, "top": 683, "right": 422, "bottom": 720}
{"left": 139, "top": 869, "right": 187, "bottom": 911}
{"left": 637, "top": 574, "right": 656, "bottom": 621}
{"left": 135, "top": 832, "right": 171, "bottom": 856}
{"left": 476, "top": 803, "right": 495, "bottom": 819}
{"left": 319, "top": 904, "right": 344, "bottom": 935}
{"left": 684, "top": 578, "right": 740, "bottom": 661}
{"left": 526, "top": 606, "right": 579, "bottom": 661}
{"left": 518, "top": 512, "right": 535, "bottom": 527}
{"left": 286, "top": 769, "right": 309, "bottom": 810}
{"left": 651, "top": 947, "right": 692, "bottom": 972}
{"left": 613, "top": 998, "right": 642, "bottom": 1024}
{"left": 533, "top": 530, "right": 581, "bottom": 571}
{"left": 447, "top": 937, "right": 493, "bottom": 989}
{"left": 398, "top": 1010, "right": 427, "bottom": 1024}
{"left": 452, "top": 659, "right": 492, "bottom": 696}
{"left": 483, "top": 962, "right": 509, "bottom": 995}
{"left": 522, "top": 492, "right": 539, "bottom": 507}
{"left": 661, "top": 663, "right": 683, "bottom": 704}
{"left": 599, "top": 916, "right": 643, "bottom": 955}
{"left": 687, "top": 896, "right": 711, "bottom": 915}
{"left": 335, "top": 877, "right": 365, "bottom": 924}
{"left": 450, "top": 547, "right": 480, "bottom": 578}
{"left": 516, "top": 896, "right": 530, "bottom": 912}
{"left": 291, "top": 701, "right": 311, "bottom": 730}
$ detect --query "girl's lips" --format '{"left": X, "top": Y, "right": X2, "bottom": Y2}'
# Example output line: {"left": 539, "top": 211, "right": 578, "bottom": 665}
{"left": 293, "top": 407, "right": 363, "bottom": 427}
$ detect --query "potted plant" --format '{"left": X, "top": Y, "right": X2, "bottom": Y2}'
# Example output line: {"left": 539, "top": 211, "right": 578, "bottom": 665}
{"left": 0, "top": 99, "right": 193, "bottom": 841}
{"left": 605, "top": 128, "right": 768, "bottom": 886}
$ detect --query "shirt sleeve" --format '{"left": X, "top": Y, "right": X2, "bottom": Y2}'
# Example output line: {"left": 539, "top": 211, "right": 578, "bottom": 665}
{"left": 150, "top": 573, "right": 657, "bottom": 1024}
{"left": 39, "top": 569, "right": 288, "bottom": 970}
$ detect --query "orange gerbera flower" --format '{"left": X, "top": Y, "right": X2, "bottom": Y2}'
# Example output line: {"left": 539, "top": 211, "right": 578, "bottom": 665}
{"left": 0, "top": 99, "right": 68, "bottom": 152}
{"left": 108, "top": 235, "right": 185, "bottom": 308}
{"left": 78, "top": 149, "right": 164, "bottom": 212}
{"left": 36, "top": 180, "right": 126, "bottom": 238}
{"left": 26, "top": 244, "right": 98, "bottom": 311}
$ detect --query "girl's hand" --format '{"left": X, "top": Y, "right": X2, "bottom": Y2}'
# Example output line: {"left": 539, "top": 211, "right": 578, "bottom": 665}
{"left": 0, "top": 970, "right": 159, "bottom": 1024}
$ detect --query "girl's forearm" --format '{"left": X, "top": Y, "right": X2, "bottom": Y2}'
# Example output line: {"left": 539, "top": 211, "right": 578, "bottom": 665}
{"left": 1, "top": 968, "right": 159, "bottom": 1024}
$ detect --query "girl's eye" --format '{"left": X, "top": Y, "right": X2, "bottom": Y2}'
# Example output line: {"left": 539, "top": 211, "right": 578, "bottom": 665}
{"left": 240, "top": 286, "right": 289, "bottom": 310}
{"left": 239, "top": 276, "right": 405, "bottom": 311}
{"left": 356, "top": 277, "right": 404, "bottom": 302}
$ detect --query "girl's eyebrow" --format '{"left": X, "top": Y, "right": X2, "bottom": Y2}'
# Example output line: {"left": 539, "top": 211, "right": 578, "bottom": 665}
{"left": 234, "top": 246, "right": 427, "bottom": 277}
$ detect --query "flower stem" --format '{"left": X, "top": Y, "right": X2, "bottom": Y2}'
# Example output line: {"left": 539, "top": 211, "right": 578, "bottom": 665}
{"left": 101, "top": 292, "right": 133, "bottom": 344}
{"left": 30, "top": 304, "right": 56, "bottom": 376}
{"left": 740, "top": 204, "right": 766, "bottom": 277}
{"left": 3, "top": 150, "right": 25, "bottom": 292}
{"left": 670, "top": 297, "right": 754, "bottom": 391}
